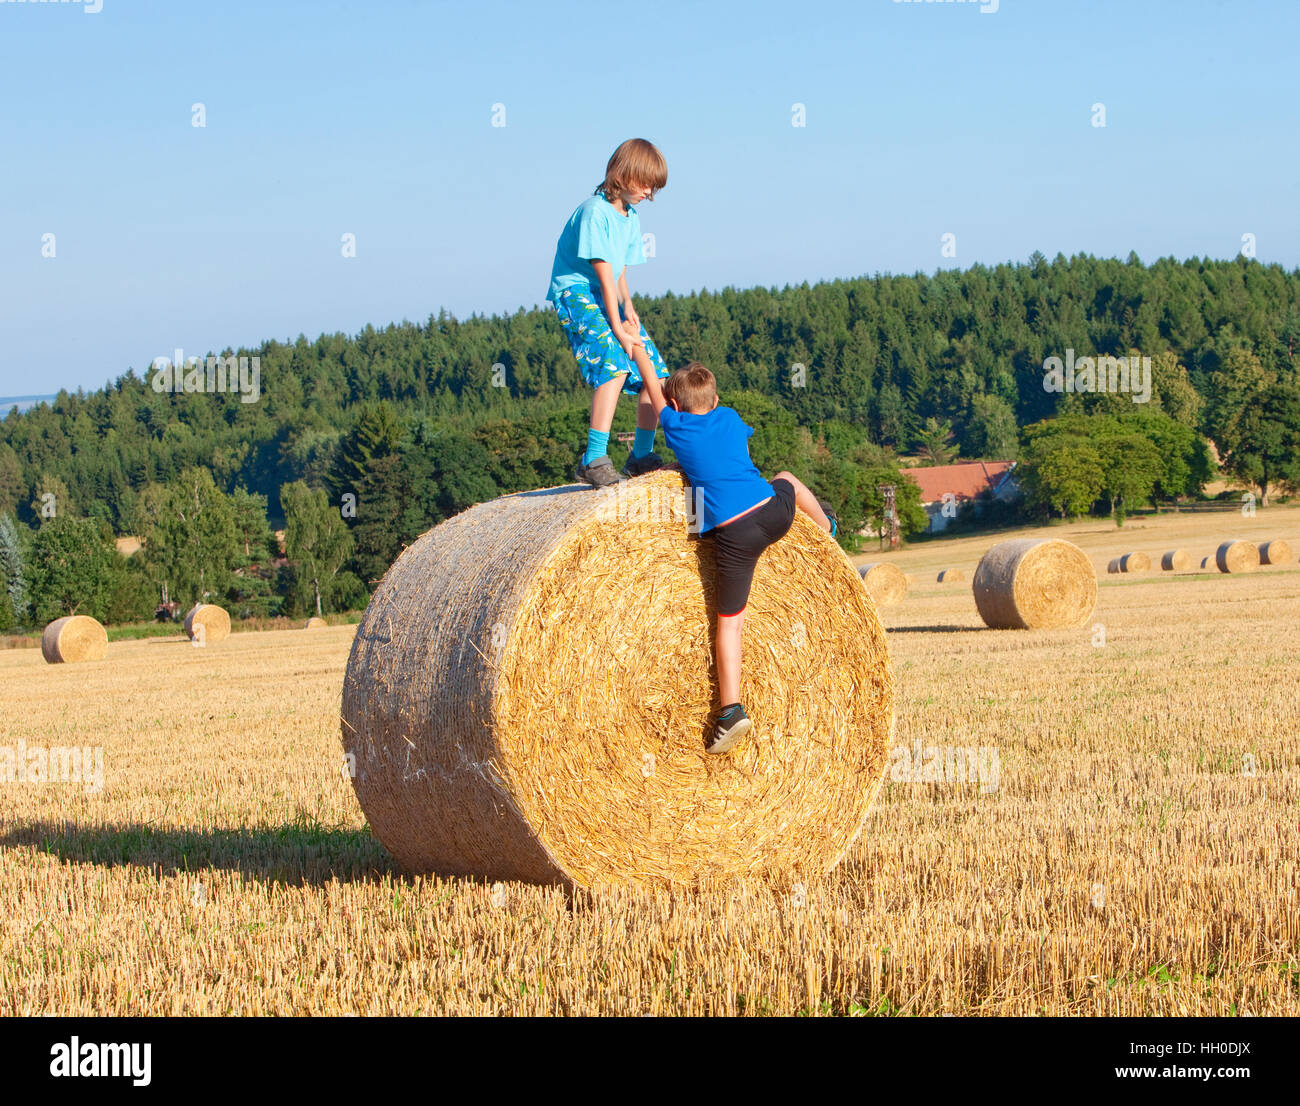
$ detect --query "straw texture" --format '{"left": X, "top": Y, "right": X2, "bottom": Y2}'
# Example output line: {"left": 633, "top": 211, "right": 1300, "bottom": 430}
{"left": 1216, "top": 540, "right": 1258, "bottom": 574}
{"left": 341, "top": 471, "right": 895, "bottom": 890}
{"left": 1258, "top": 539, "right": 1292, "bottom": 566}
{"left": 304, "top": 617, "right": 327, "bottom": 629}
{"left": 936, "top": 569, "right": 966, "bottom": 584}
{"left": 972, "top": 538, "right": 1097, "bottom": 630}
{"left": 857, "top": 563, "right": 908, "bottom": 605}
{"left": 183, "top": 603, "right": 231, "bottom": 643}
{"left": 1161, "top": 550, "right": 1193, "bottom": 572}
{"left": 41, "top": 615, "right": 107, "bottom": 664}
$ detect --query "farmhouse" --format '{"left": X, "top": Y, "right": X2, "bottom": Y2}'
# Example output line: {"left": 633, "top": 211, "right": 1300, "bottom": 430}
{"left": 900, "top": 460, "right": 1020, "bottom": 533}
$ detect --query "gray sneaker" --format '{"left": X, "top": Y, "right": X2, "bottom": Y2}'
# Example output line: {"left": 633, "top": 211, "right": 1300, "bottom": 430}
{"left": 575, "top": 454, "right": 623, "bottom": 487}
{"left": 707, "top": 704, "right": 752, "bottom": 755}
{"left": 622, "top": 451, "right": 665, "bottom": 478}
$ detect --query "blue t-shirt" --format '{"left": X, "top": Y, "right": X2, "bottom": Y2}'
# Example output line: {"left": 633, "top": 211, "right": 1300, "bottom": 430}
{"left": 547, "top": 194, "right": 646, "bottom": 302}
{"left": 658, "top": 405, "right": 775, "bottom": 534}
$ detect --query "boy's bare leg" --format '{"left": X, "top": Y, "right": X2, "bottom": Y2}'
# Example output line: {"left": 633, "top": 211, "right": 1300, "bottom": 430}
{"left": 773, "top": 470, "right": 831, "bottom": 532}
{"left": 716, "top": 609, "right": 745, "bottom": 706}
{"left": 589, "top": 374, "right": 627, "bottom": 437}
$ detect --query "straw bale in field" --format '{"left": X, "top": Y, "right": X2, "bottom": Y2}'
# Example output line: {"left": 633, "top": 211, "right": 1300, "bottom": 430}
{"left": 41, "top": 616, "right": 107, "bottom": 664}
{"left": 1161, "top": 550, "right": 1192, "bottom": 572}
{"left": 341, "top": 471, "right": 895, "bottom": 889}
{"left": 973, "top": 538, "right": 1096, "bottom": 630}
{"left": 858, "top": 563, "right": 908, "bottom": 605}
{"left": 184, "top": 603, "right": 231, "bottom": 644}
{"left": 1215, "top": 540, "right": 1258, "bottom": 574}
{"left": 1258, "top": 539, "right": 1292, "bottom": 566}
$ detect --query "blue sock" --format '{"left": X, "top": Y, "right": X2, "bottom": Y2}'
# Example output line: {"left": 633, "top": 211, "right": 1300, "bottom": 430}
{"left": 632, "top": 427, "right": 656, "bottom": 459}
{"left": 583, "top": 429, "right": 610, "bottom": 466}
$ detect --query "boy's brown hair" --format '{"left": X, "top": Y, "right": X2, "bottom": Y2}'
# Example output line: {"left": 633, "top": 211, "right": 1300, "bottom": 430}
{"left": 666, "top": 362, "right": 716, "bottom": 413}
{"left": 595, "top": 138, "right": 668, "bottom": 201}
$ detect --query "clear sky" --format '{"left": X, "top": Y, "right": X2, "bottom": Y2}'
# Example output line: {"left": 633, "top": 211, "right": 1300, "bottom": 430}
{"left": 1, "top": 0, "right": 1296, "bottom": 396}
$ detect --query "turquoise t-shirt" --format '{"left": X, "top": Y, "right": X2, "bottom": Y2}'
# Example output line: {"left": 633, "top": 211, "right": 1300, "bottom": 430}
{"left": 547, "top": 193, "right": 646, "bottom": 302}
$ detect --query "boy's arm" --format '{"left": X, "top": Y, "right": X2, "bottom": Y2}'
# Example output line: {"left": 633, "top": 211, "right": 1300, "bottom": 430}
{"left": 591, "top": 259, "right": 641, "bottom": 349}
{"left": 639, "top": 361, "right": 668, "bottom": 418}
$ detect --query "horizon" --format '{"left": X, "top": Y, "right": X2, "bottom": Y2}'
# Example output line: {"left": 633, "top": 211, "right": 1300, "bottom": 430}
{"left": 3, "top": 0, "right": 1298, "bottom": 396}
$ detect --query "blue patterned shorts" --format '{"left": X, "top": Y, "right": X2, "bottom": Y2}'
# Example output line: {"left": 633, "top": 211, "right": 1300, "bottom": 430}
{"left": 553, "top": 283, "right": 669, "bottom": 396}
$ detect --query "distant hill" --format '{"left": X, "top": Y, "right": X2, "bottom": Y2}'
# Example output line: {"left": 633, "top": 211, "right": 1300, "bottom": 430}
{"left": 0, "top": 394, "right": 58, "bottom": 414}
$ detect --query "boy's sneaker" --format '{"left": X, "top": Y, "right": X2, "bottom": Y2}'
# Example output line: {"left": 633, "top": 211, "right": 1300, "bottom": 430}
{"left": 817, "top": 497, "right": 839, "bottom": 539}
{"left": 575, "top": 455, "right": 623, "bottom": 487}
{"left": 622, "top": 451, "right": 665, "bottom": 478}
{"left": 707, "top": 703, "right": 752, "bottom": 755}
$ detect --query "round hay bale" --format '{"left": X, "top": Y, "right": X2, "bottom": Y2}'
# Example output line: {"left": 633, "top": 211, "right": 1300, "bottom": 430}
{"left": 1161, "top": 549, "right": 1193, "bottom": 572}
{"left": 936, "top": 568, "right": 966, "bottom": 584}
{"left": 857, "top": 563, "right": 908, "bottom": 606}
{"left": 972, "top": 538, "right": 1096, "bottom": 630}
{"left": 41, "top": 615, "right": 107, "bottom": 664}
{"left": 1215, "top": 540, "right": 1258, "bottom": 574}
{"left": 1258, "top": 539, "right": 1292, "bottom": 566}
{"left": 1106, "top": 558, "right": 1122, "bottom": 574}
{"left": 1200, "top": 556, "right": 1211, "bottom": 570}
{"left": 341, "top": 471, "right": 895, "bottom": 890}
{"left": 304, "top": 616, "right": 327, "bottom": 629}
{"left": 1118, "top": 552, "right": 1150, "bottom": 573}
{"left": 183, "top": 603, "right": 231, "bottom": 644}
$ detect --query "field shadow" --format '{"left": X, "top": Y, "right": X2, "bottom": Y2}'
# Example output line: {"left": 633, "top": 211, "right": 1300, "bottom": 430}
{"left": 887, "top": 624, "right": 987, "bottom": 634}
{"left": 0, "top": 819, "right": 397, "bottom": 887}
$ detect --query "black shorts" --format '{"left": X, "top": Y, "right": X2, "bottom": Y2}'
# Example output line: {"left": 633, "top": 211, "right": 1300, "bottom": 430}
{"left": 709, "top": 479, "right": 797, "bottom": 616}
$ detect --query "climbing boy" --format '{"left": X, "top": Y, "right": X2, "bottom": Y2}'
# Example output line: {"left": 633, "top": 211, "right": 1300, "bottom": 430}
{"left": 635, "top": 361, "right": 836, "bottom": 754}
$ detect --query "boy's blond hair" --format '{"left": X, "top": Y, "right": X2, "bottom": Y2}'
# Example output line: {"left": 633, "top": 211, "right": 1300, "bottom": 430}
{"left": 595, "top": 138, "right": 668, "bottom": 201}
{"left": 667, "top": 362, "right": 716, "bottom": 413}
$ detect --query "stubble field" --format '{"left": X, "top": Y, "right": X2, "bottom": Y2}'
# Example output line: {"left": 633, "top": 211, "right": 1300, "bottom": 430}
{"left": 1, "top": 507, "right": 1297, "bottom": 1015}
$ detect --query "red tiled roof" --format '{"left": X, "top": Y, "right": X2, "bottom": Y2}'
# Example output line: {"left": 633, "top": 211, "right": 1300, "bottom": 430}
{"left": 899, "top": 461, "right": 1015, "bottom": 504}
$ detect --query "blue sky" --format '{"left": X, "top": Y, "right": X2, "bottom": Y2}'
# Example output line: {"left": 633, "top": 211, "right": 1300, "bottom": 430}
{"left": 1, "top": 0, "right": 1296, "bottom": 396}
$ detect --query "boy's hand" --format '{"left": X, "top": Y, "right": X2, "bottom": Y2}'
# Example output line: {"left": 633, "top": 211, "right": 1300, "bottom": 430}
{"left": 624, "top": 304, "right": 641, "bottom": 333}
{"left": 618, "top": 330, "right": 644, "bottom": 360}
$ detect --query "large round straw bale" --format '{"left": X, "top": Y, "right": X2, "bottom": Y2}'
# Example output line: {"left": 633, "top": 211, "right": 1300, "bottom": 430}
{"left": 183, "top": 603, "right": 231, "bottom": 644}
{"left": 1215, "top": 540, "right": 1258, "bottom": 574}
{"left": 972, "top": 538, "right": 1096, "bottom": 630}
{"left": 304, "top": 616, "right": 327, "bottom": 629}
{"left": 857, "top": 562, "right": 908, "bottom": 605}
{"left": 1161, "top": 549, "right": 1192, "bottom": 572}
{"left": 1106, "top": 558, "right": 1121, "bottom": 574}
{"left": 341, "top": 471, "right": 895, "bottom": 890}
{"left": 1258, "top": 539, "right": 1292, "bottom": 566}
{"left": 936, "top": 568, "right": 965, "bottom": 584}
{"left": 1200, "top": 556, "right": 1211, "bottom": 569}
{"left": 1118, "top": 552, "right": 1150, "bottom": 573}
{"left": 41, "top": 615, "right": 107, "bottom": 664}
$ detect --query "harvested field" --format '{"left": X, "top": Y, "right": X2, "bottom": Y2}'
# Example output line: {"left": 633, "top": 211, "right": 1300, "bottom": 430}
{"left": 0, "top": 505, "right": 1297, "bottom": 1015}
